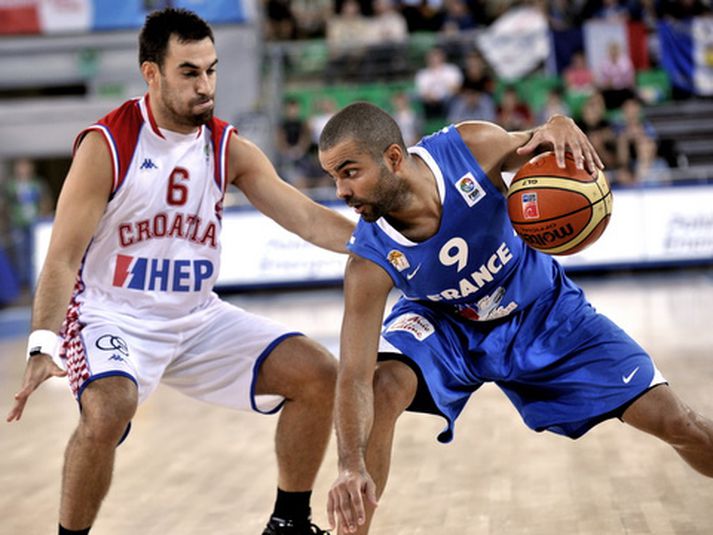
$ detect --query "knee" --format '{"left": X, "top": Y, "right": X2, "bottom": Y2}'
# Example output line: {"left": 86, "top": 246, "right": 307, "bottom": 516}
{"left": 293, "top": 339, "right": 338, "bottom": 400}
{"left": 373, "top": 362, "right": 417, "bottom": 418}
{"left": 78, "top": 381, "right": 137, "bottom": 445}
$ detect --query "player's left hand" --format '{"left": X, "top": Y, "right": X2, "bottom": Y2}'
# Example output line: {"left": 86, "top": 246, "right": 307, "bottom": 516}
{"left": 517, "top": 114, "right": 603, "bottom": 174}
{"left": 327, "top": 467, "right": 378, "bottom": 533}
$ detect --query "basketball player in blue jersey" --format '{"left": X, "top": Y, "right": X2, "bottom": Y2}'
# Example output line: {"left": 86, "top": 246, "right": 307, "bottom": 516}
{"left": 6, "top": 9, "right": 351, "bottom": 535}
{"left": 318, "top": 102, "right": 713, "bottom": 534}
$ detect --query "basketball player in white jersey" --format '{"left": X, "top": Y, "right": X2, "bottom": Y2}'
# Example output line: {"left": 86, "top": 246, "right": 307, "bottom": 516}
{"left": 6, "top": 8, "right": 352, "bottom": 535}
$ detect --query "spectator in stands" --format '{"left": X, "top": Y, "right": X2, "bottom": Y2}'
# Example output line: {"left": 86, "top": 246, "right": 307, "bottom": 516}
{"left": 263, "top": 0, "right": 298, "bottom": 40}
{"left": 577, "top": 91, "right": 619, "bottom": 170}
{"left": 359, "top": 0, "right": 410, "bottom": 81}
{"left": 275, "top": 98, "right": 318, "bottom": 190}
{"left": 440, "top": 0, "right": 479, "bottom": 33}
{"left": 657, "top": 0, "right": 711, "bottom": 20}
{"left": 371, "top": 0, "right": 409, "bottom": 42}
{"left": 400, "top": 0, "right": 446, "bottom": 32}
{"left": 596, "top": 41, "right": 636, "bottom": 110}
{"left": 291, "top": 0, "right": 332, "bottom": 39}
{"left": 563, "top": 50, "right": 595, "bottom": 95}
{"left": 592, "top": 0, "right": 631, "bottom": 22}
{"left": 447, "top": 86, "right": 496, "bottom": 123}
{"left": 0, "top": 162, "right": 20, "bottom": 306}
{"left": 325, "top": 0, "right": 372, "bottom": 81}
{"left": 615, "top": 97, "right": 670, "bottom": 184}
{"left": 391, "top": 91, "right": 422, "bottom": 146}
{"left": 308, "top": 97, "right": 339, "bottom": 149}
{"left": 544, "top": 0, "right": 582, "bottom": 30}
{"left": 415, "top": 46, "right": 463, "bottom": 120}
{"left": 496, "top": 86, "right": 533, "bottom": 131}
{"left": 2, "top": 158, "right": 49, "bottom": 289}
{"left": 537, "top": 86, "right": 571, "bottom": 124}
{"left": 460, "top": 50, "right": 495, "bottom": 95}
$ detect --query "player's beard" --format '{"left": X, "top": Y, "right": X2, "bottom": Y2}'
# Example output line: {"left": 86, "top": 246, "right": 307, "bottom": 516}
{"left": 350, "top": 164, "right": 409, "bottom": 222}
{"left": 160, "top": 83, "right": 214, "bottom": 127}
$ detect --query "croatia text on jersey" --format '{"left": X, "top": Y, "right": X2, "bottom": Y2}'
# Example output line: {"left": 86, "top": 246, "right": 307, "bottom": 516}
{"left": 112, "top": 254, "right": 214, "bottom": 292}
{"left": 118, "top": 211, "right": 218, "bottom": 248}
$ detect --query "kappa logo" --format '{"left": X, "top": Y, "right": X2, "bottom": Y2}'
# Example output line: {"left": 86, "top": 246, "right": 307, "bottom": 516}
{"left": 140, "top": 158, "right": 158, "bottom": 170}
{"left": 455, "top": 172, "right": 486, "bottom": 207}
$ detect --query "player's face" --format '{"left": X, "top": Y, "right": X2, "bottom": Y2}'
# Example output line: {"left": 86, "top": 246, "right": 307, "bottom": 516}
{"left": 320, "top": 139, "right": 406, "bottom": 222}
{"left": 152, "top": 35, "right": 217, "bottom": 129}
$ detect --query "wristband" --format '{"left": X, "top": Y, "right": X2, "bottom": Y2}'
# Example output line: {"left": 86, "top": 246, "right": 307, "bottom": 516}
{"left": 26, "top": 329, "right": 60, "bottom": 361}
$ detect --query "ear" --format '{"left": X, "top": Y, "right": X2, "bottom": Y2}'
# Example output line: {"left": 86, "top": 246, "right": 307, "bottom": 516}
{"left": 141, "top": 61, "right": 159, "bottom": 86}
{"left": 384, "top": 144, "right": 404, "bottom": 172}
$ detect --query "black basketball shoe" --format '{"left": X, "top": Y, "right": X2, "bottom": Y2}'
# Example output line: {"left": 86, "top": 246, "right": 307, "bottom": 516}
{"left": 261, "top": 516, "right": 330, "bottom": 535}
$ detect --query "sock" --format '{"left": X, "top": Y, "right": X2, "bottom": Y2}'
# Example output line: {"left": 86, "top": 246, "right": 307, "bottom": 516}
{"left": 59, "top": 525, "right": 90, "bottom": 534}
{"left": 271, "top": 488, "right": 312, "bottom": 523}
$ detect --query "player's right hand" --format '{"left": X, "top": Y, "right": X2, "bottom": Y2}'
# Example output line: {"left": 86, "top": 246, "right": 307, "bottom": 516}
{"left": 6, "top": 354, "right": 66, "bottom": 423}
{"left": 327, "top": 467, "right": 378, "bottom": 534}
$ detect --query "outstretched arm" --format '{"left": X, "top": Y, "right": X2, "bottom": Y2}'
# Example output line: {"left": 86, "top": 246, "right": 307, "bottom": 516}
{"left": 229, "top": 133, "right": 355, "bottom": 253}
{"left": 328, "top": 254, "right": 393, "bottom": 533}
{"left": 7, "top": 131, "right": 112, "bottom": 422}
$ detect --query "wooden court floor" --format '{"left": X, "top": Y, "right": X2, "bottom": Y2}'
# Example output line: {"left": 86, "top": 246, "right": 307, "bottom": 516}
{"left": 1, "top": 269, "right": 712, "bottom": 534}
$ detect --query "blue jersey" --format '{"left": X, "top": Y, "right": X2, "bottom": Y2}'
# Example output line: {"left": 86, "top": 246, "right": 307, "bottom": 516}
{"left": 347, "top": 125, "right": 663, "bottom": 443}
{"left": 348, "top": 125, "right": 561, "bottom": 321}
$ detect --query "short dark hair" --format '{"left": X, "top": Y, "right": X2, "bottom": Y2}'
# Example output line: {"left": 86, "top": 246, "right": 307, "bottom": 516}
{"left": 139, "top": 8, "right": 214, "bottom": 67}
{"left": 319, "top": 102, "right": 406, "bottom": 161}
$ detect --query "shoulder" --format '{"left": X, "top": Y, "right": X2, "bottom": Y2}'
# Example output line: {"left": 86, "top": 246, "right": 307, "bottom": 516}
{"left": 97, "top": 98, "right": 144, "bottom": 134}
{"left": 455, "top": 121, "right": 528, "bottom": 177}
{"left": 456, "top": 121, "right": 516, "bottom": 157}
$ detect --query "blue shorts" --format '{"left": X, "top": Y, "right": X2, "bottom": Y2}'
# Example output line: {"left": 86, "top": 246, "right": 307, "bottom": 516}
{"left": 379, "top": 276, "right": 665, "bottom": 443}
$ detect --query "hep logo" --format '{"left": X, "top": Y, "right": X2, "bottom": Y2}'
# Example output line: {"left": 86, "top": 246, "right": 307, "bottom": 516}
{"left": 112, "top": 254, "right": 214, "bottom": 292}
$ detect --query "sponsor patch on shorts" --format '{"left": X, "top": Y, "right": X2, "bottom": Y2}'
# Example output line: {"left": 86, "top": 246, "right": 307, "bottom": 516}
{"left": 385, "top": 313, "right": 435, "bottom": 341}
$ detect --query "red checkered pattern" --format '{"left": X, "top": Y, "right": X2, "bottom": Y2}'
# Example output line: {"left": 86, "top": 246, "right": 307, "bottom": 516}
{"left": 59, "top": 275, "right": 89, "bottom": 398}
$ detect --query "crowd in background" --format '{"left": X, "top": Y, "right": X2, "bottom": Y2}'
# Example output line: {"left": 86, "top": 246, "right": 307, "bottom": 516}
{"left": 269, "top": 0, "right": 712, "bottom": 193}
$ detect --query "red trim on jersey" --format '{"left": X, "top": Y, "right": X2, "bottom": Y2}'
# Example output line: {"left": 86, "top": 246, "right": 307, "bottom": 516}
{"left": 206, "top": 117, "right": 236, "bottom": 192}
{"left": 96, "top": 99, "right": 145, "bottom": 194}
{"left": 144, "top": 93, "right": 166, "bottom": 139}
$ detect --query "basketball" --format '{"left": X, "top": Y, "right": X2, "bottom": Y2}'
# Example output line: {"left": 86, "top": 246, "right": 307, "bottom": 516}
{"left": 507, "top": 151, "right": 613, "bottom": 255}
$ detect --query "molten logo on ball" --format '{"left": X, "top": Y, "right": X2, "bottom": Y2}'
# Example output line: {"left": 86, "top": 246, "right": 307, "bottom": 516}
{"left": 518, "top": 224, "right": 575, "bottom": 248}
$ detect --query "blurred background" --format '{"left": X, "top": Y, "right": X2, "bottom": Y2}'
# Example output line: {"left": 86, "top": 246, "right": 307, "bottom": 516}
{"left": 2, "top": 3, "right": 713, "bottom": 533}
{"left": 1, "top": 0, "right": 713, "bottom": 302}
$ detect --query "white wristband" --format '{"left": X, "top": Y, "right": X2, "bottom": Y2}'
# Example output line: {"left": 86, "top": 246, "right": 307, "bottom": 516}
{"left": 26, "top": 329, "right": 60, "bottom": 361}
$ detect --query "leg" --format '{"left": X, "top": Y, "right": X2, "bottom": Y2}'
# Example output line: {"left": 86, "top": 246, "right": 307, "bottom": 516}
{"left": 255, "top": 335, "right": 337, "bottom": 492}
{"left": 344, "top": 360, "right": 418, "bottom": 535}
{"left": 60, "top": 376, "right": 138, "bottom": 529}
{"left": 622, "top": 384, "right": 713, "bottom": 477}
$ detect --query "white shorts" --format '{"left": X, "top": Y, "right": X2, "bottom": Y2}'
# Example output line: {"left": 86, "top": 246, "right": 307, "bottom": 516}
{"left": 59, "top": 295, "right": 299, "bottom": 414}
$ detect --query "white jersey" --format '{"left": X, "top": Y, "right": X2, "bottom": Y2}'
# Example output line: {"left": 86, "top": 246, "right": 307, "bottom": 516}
{"left": 68, "top": 95, "right": 236, "bottom": 320}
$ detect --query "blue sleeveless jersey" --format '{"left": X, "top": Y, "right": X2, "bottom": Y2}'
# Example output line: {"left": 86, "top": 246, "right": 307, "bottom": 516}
{"left": 348, "top": 125, "right": 563, "bottom": 321}
{"left": 347, "top": 126, "right": 663, "bottom": 444}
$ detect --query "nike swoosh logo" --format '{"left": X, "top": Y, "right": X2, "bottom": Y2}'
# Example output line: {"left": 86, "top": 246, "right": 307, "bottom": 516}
{"left": 622, "top": 366, "right": 640, "bottom": 384}
{"left": 406, "top": 264, "right": 422, "bottom": 280}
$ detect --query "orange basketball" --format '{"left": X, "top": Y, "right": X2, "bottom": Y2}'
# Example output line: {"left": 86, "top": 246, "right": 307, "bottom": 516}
{"left": 507, "top": 151, "right": 613, "bottom": 255}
